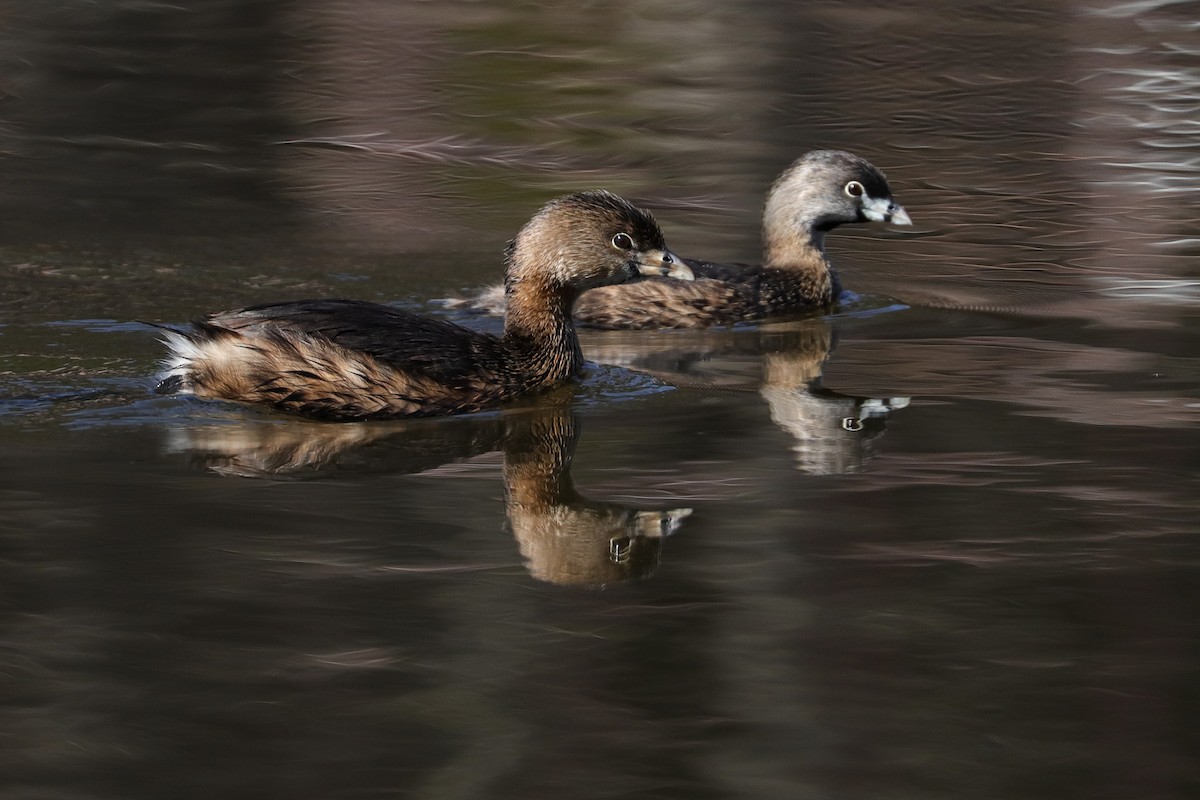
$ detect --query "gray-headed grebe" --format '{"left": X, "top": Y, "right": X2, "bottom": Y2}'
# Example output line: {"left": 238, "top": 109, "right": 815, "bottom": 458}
{"left": 157, "top": 191, "right": 693, "bottom": 420}
{"left": 447, "top": 151, "right": 910, "bottom": 329}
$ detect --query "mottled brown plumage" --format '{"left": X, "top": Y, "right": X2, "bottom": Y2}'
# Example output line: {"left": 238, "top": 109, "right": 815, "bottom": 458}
{"left": 157, "top": 191, "right": 693, "bottom": 420}
{"left": 447, "top": 151, "right": 910, "bottom": 329}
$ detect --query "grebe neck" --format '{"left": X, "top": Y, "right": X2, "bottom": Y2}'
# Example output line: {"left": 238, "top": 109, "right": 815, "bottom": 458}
{"left": 762, "top": 216, "right": 836, "bottom": 300}
{"left": 503, "top": 277, "right": 585, "bottom": 386}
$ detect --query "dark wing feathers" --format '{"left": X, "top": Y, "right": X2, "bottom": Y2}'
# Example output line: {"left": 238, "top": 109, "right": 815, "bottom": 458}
{"left": 686, "top": 259, "right": 765, "bottom": 286}
{"left": 207, "top": 299, "right": 505, "bottom": 382}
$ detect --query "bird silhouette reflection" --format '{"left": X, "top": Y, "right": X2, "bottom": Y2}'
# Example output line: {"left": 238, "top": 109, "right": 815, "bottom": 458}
{"left": 166, "top": 403, "right": 691, "bottom": 588}
{"left": 584, "top": 318, "right": 909, "bottom": 474}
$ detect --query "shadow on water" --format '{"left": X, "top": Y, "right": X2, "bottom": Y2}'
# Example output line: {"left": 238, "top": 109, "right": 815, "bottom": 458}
{"left": 1, "top": 0, "right": 1199, "bottom": 797}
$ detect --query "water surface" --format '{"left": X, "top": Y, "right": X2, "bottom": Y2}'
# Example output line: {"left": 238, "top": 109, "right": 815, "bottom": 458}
{"left": 1, "top": 1, "right": 1198, "bottom": 797}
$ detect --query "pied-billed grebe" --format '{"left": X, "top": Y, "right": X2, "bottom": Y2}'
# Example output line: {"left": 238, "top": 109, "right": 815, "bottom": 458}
{"left": 445, "top": 150, "right": 910, "bottom": 328}
{"left": 156, "top": 191, "right": 693, "bottom": 420}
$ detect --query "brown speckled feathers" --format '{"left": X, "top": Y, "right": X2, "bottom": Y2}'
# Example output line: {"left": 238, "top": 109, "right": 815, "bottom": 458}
{"left": 450, "top": 150, "right": 910, "bottom": 329}
{"left": 572, "top": 255, "right": 835, "bottom": 330}
{"left": 157, "top": 191, "right": 693, "bottom": 420}
{"left": 172, "top": 302, "right": 517, "bottom": 420}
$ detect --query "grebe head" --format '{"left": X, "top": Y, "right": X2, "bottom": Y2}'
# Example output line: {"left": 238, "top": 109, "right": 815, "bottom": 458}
{"left": 764, "top": 150, "right": 911, "bottom": 243}
{"left": 506, "top": 190, "right": 693, "bottom": 294}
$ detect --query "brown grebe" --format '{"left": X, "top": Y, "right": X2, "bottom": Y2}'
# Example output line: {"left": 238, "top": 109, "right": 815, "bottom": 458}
{"left": 157, "top": 191, "right": 693, "bottom": 420}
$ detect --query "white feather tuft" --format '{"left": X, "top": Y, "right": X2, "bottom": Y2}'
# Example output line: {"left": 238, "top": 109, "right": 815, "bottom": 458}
{"left": 157, "top": 329, "right": 202, "bottom": 393}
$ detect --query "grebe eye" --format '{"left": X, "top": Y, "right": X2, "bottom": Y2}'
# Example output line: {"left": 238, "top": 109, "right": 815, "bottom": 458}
{"left": 844, "top": 181, "right": 865, "bottom": 198}
{"left": 611, "top": 233, "right": 635, "bottom": 251}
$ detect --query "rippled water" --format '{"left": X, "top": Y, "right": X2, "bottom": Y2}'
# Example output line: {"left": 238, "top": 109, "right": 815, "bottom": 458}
{"left": 1, "top": 1, "right": 1198, "bottom": 797}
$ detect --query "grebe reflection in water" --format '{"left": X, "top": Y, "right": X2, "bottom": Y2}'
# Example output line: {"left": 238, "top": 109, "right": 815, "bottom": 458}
{"left": 166, "top": 406, "right": 691, "bottom": 588}
{"left": 585, "top": 319, "right": 909, "bottom": 474}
